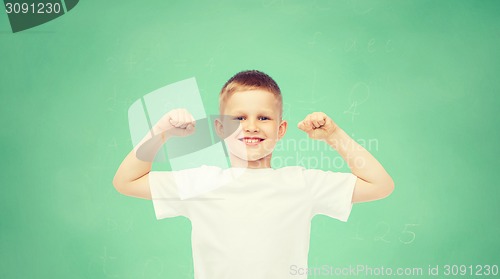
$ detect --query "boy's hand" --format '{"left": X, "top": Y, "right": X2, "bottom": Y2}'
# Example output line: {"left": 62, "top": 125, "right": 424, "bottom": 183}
{"left": 153, "top": 108, "right": 196, "bottom": 139}
{"left": 297, "top": 112, "right": 338, "bottom": 141}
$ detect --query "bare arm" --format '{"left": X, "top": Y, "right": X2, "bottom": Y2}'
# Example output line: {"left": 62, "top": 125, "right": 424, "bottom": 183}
{"left": 112, "top": 134, "right": 164, "bottom": 200}
{"left": 298, "top": 112, "right": 394, "bottom": 203}
{"left": 325, "top": 128, "right": 394, "bottom": 203}
{"left": 112, "top": 109, "right": 195, "bottom": 200}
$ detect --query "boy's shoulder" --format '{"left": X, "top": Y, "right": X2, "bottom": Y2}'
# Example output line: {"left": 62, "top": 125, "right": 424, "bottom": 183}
{"left": 157, "top": 165, "right": 347, "bottom": 175}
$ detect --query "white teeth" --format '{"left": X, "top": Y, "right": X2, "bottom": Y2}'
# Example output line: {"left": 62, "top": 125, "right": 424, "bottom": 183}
{"left": 243, "top": 138, "right": 261, "bottom": 144}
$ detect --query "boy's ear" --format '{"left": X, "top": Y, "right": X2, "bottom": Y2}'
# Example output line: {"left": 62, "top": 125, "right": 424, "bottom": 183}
{"left": 215, "top": 116, "right": 241, "bottom": 139}
{"left": 278, "top": 119, "right": 288, "bottom": 139}
{"left": 214, "top": 117, "right": 224, "bottom": 139}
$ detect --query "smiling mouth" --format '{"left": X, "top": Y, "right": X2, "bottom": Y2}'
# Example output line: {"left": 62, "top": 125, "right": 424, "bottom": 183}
{"left": 239, "top": 137, "right": 265, "bottom": 145}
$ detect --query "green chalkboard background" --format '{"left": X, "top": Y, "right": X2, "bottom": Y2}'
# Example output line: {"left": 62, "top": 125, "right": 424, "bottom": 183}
{"left": 1, "top": 0, "right": 499, "bottom": 278}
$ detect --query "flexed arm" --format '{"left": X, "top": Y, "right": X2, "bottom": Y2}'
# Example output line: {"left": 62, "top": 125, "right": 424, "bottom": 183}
{"left": 298, "top": 112, "right": 394, "bottom": 203}
{"left": 112, "top": 109, "right": 196, "bottom": 199}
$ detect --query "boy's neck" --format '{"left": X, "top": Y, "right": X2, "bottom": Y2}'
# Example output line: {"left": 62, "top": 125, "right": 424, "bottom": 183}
{"left": 229, "top": 154, "right": 272, "bottom": 169}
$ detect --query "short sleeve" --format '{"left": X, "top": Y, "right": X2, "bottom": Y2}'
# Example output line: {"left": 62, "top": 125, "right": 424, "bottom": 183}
{"left": 149, "top": 166, "right": 226, "bottom": 220}
{"left": 149, "top": 171, "right": 189, "bottom": 219}
{"left": 304, "top": 169, "right": 357, "bottom": 222}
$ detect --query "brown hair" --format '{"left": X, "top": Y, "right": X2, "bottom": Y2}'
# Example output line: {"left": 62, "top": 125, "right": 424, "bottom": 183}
{"left": 219, "top": 70, "right": 283, "bottom": 117}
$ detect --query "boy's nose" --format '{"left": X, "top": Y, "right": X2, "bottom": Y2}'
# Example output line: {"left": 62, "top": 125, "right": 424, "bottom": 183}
{"left": 243, "top": 120, "right": 259, "bottom": 132}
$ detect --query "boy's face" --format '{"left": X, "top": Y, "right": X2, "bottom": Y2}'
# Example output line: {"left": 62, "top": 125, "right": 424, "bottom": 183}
{"left": 216, "top": 89, "right": 287, "bottom": 168}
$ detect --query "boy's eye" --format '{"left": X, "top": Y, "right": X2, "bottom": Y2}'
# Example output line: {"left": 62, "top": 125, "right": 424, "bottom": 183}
{"left": 233, "top": 116, "right": 270, "bottom": 121}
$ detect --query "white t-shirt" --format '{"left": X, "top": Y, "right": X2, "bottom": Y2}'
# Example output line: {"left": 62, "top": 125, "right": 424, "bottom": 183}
{"left": 149, "top": 165, "right": 357, "bottom": 279}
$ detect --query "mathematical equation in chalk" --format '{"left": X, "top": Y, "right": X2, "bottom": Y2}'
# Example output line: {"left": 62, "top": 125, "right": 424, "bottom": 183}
{"left": 352, "top": 222, "right": 420, "bottom": 244}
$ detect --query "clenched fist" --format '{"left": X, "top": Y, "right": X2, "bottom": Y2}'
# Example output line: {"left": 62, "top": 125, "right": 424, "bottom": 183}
{"left": 153, "top": 108, "right": 196, "bottom": 139}
{"left": 297, "top": 112, "right": 338, "bottom": 141}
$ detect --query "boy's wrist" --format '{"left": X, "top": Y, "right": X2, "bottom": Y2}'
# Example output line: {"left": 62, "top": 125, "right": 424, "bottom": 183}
{"left": 325, "top": 128, "right": 346, "bottom": 149}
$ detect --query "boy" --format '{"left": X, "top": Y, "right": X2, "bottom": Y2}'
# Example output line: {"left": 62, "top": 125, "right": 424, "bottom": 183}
{"left": 113, "top": 70, "right": 394, "bottom": 279}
